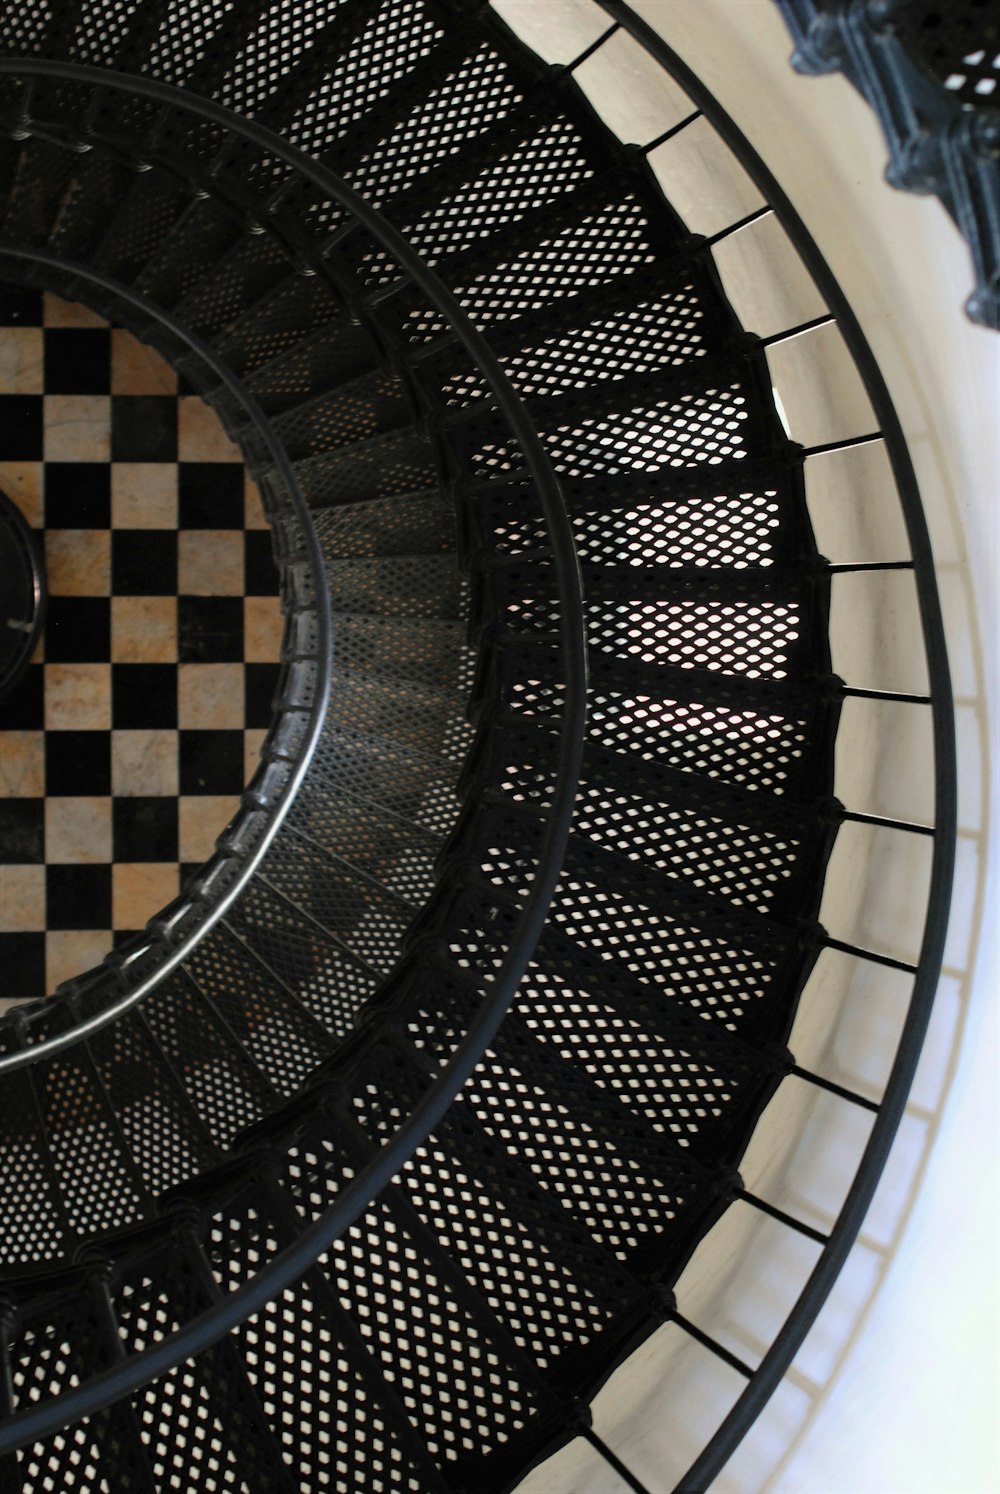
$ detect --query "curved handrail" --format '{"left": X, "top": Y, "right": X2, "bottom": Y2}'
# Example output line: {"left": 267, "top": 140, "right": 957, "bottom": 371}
{"left": 580, "top": 6, "right": 956, "bottom": 1487}
{"left": 0, "top": 487, "right": 46, "bottom": 701}
{"left": 0, "top": 58, "right": 587, "bottom": 1449}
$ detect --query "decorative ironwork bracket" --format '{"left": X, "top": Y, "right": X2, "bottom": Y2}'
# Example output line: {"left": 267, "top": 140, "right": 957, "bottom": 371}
{"left": 776, "top": 0, "right": 1000, "bottom": 328}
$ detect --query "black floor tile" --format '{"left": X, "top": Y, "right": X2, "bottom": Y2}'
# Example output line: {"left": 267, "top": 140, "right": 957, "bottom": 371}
{"left": 46, "top": 730, "right": 112, "bottom": 796}
{"left": 111, "top": 665, "right": 178, "bottom": 728}
{"left": 0, "top": 799, "right": 45, "bottom": 863}
{"left": 44, "top": 463, "right": 111, "bottom": 529}
{"left": 45, "top": 597, "right": 111, "bottom": 663}
{"left": 245, "top": 530, "right": 279, "bottom": 595}
{"left": 44, "top": 328, "right": 112, "bottom": 395}
{"left": 179, "top": 730, "right": 244, "bottom": 795}
{"left": 179, "top": 463, "right": 245, "bottom": 529}
{"left": 245, "top": 663, "right": 281, "bottom": 728}
{"left": 0, "top": 397, "right": 43, "bottom": 460}
{"left": 177, "top": 596, "right": 244, "bottom": 663}
{"left": 45, "top": 729, "right": 112, "bottom": 800}
{"left": 113, "top": 796, "right": 178, "bottom": 862}
{"left": 46, "top": 863, "right": 112, "bottom": 929}
{"left": 0, "top": 933, "right": 46, "bottom": 997}
{"left": 111, "top": 395, "right": 178, "bottom": 461}
{"left": 112, "top": 529, "right": 177, "bottom": 596}
{"left": 0, "top": 285, "right": 43, "bottom": 326}
{"left": 2, "top": 666, "right": 44, "bottom": 729}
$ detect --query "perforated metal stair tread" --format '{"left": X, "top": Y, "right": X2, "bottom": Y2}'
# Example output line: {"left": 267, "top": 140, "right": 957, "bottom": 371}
{"left": 0, "top": 0, "right": 877, "bottom": 1486}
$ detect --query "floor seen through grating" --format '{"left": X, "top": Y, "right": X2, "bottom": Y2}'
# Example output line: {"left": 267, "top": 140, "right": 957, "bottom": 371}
{"left": 0, "top": 282, "right": 284, "bottom": 1001}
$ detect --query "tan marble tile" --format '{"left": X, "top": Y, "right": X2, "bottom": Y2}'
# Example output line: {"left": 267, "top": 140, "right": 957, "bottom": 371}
{"left": 177, "top": 529, "right": 244, "bottom": 596}
{"left": 0, "top": 462, "right": 43, "bottom": 528}
{"left": 45, "top": 664, "right": 112, "bottom": 731}
{"left": 111, "top": 730, "right": 178, "bottom": 797}
{"left": 44, "top": 529, "right": 110, "bottom": 596}
{"left": 243, "top": 595, "right": 283, "bottom": 663}
{"left": 244, "top": 728, "right": 268, "bottom": 784}
{"left": 178, "top": 663, "right": 244, "bottom": 730}
{"left": 0, "top": 866, "right": 46, "bottom": 932}
{"left": 111, "top": 596, "right": 177, "bottom": 664}
{"left": 0, "top": 732, "right": 45, "bottom": 798}
{"left": 47, "top": 930, "right": 111, "bottom": 991}
{"left": 178, "top": 395, "right": 242, "bottom": 462}
{"left": 44, "top": 395, "right": 111, "bottom": 462}
{"left": 45, "top": 797, "right": 113, "bottom": 864}
{"left": 178, "top": 795, "right": 237, "bottom": 863}
{"left": 112, "top": 862, "right": 179, "bottom": 931}
{"left": 244, "top": 475, "right": 270, "bottom": 530}
{"left": 111, "top": 329, "right": 177, "bottom": 396}
{"left": 110, "top": 462, "right": 178, "bottom": 529}
{"left": 0, "top": 327, "right": 44, "bottom": 394}
{"left": 43, "top": 294, "right": 107, "bottom": 329}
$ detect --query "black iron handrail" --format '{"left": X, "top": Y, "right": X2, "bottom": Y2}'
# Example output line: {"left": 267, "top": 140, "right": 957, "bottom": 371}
{"left": 579, "top": 6, "right": 956, "bottom": 1487}
{"left": 0, "top": 57, "right": 587, "bottom": 1450}
{"left": 0, "top": 487, "right": 46, "bottom": 702}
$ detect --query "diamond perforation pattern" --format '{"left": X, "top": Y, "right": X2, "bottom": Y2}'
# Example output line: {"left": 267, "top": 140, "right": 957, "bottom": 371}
{"left": 348, "top": 40, "right": 525, "bottom": 207}
{"left": 283, "top": 1, "right": 445, "bottom": 156}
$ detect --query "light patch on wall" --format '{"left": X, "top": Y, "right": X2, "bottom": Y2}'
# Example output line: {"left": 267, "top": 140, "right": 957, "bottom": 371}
{"left": 771, "top": 386, "right": 791, "bottom": 439}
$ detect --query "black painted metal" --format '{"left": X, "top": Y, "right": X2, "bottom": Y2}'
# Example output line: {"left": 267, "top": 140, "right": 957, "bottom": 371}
{"left": 0, "top": 2, "right": 955, "bottom": 1489}
{"left": 776, "top": 0, "right": 1000, "bottom": 328}
{"left": 592, "top": 5, "right": 957, "bottom": 1488}
{"left": 0, "top": 489, "right": 44, "bottom": 704}
{"left": 0, "top": 61, "right": 585, "bottom": 1075}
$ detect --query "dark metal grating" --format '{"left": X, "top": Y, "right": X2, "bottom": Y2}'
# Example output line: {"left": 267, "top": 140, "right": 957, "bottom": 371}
{"left": 0, "top": 0, "right": 956, "bottom": 1489}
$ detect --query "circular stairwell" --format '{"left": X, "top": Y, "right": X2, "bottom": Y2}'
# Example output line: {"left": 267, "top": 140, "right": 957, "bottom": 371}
{"left": 0, "top": 2, "right": 955, "bottom": 1490}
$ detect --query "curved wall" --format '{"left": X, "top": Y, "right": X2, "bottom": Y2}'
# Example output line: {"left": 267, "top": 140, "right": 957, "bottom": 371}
{"left": 614, "top": 4, "right": 997, "bottom": 1489}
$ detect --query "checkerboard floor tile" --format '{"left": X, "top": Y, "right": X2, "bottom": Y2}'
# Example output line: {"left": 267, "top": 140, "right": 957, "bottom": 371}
{"left": 0, "top": 283, "right": 284, "bottom": 1001}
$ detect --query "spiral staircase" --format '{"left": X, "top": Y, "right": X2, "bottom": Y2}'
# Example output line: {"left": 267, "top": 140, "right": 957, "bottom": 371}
{"left": 0, "top": 1, "right": 961, "bottom": 1489}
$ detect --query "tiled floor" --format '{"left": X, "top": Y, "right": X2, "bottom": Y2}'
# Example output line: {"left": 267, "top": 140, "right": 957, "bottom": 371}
{"left": 0, "top": 282, "right": 284, "bottom": 999}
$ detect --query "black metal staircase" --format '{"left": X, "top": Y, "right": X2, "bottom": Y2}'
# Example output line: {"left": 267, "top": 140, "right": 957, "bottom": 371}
{"left": 0, "top": 2, "right": 955, "bottom": 1489}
